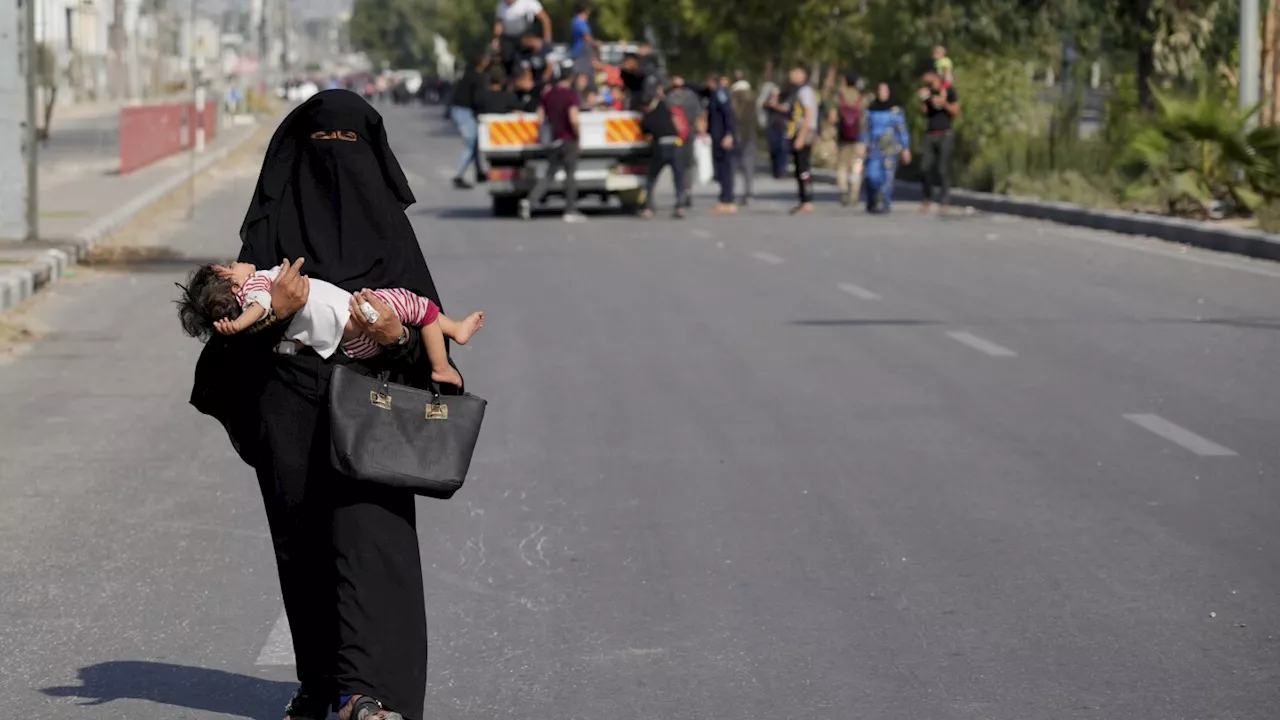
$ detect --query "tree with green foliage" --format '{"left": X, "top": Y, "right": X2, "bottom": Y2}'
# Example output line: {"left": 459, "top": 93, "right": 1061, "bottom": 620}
{"left": 349, "top": 0, "right": 438, "bottom": 70}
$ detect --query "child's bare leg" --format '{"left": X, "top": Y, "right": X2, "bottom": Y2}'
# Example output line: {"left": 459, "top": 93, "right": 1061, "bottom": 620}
{"left": 436, "top": 310, "right": 485, "bottom": 345}
{"left": 423, "top": 319, "right": 463, "bottom": 387}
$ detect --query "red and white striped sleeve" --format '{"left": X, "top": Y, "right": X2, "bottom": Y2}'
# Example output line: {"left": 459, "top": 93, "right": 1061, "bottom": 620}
{"left": 239, "top": 271, "right": 275, "bottom": 312}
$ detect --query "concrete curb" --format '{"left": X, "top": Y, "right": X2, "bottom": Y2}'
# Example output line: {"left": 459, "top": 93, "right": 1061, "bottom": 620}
{"left": 0, "top": 248, "right": 71, "bottom": 313}
{"left": 808, "top": 169, "right": 1280, "bottom": 263}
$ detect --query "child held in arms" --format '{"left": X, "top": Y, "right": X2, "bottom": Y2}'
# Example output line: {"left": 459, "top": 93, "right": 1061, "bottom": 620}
{"left": 177, "top": 260, "right": 483, "bottom": 387}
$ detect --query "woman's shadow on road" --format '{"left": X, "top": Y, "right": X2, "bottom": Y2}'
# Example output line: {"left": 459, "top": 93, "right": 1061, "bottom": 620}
{"left": 42, "top": 661, "right": 295, "bottom": 720}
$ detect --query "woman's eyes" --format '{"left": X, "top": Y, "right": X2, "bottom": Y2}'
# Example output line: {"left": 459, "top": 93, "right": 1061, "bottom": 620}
{"left": 310, "top": 131, "right": 359, "bottom": 142}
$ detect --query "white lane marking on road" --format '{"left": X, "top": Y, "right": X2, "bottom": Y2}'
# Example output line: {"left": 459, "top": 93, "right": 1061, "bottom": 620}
{"left": 435, "top": 165, "right": 456, "bottom": 180}
{"left": 837, "top": 282, "right": 882, "bottom": 300}
{"left": 255, "top": 609, "right": 294, "bottom": 665}
{"left": 752, "top": 251, "right": 785, "bottom": 265}
{"left": 1123, "top": 414, "right": 1238, "bottom": 457}
{"left": 945, "top": 331, "right": 1018, "bottom": 357}
{"left": 690, "top": 229, "right": 712, "bottom": 239}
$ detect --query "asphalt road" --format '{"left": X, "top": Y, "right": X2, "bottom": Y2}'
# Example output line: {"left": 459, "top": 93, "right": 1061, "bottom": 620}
{"left": 1, "top": 103, "right": 1278, "bottom": 720}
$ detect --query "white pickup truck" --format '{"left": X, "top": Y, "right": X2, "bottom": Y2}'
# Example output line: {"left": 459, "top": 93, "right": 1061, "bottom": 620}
{"left": 477, "top": 110, "right": 652, "bottom": 217}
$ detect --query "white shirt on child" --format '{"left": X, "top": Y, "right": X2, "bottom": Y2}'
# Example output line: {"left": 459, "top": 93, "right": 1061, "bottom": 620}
{"left": 240, "top": 265, "right": 353, "bottom": 359}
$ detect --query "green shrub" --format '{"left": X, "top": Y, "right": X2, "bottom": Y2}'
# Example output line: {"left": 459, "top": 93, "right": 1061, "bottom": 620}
{"left": 1117, "top": 83, "right": 1280, "bottom": 218}
{"left": 1255, "top": 202, "right": 1280, "bottom": 233}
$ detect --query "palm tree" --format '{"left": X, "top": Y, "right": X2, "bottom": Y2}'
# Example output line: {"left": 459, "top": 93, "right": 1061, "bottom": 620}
{"left": 1118, "top": 84, "right": 1280, "bottom": 218}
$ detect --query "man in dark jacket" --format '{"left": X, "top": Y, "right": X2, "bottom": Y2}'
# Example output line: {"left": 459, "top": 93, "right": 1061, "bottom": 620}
{"left": 705, "top": 72, "right": 736, "bottom": 214}
{"left": 638, "top": 88, "right": 686, "bottom": 219}
{"left": 764, "top": 82, "right": 792, "bottom": 178}
{"left": 477, "top": 67, "right": 519, "bottom": 115}
{"left": 666, "top": 76, "right": 703, "bottom": 208}
{"left": 449, "top": 53, "right": 490, "bottom": 189}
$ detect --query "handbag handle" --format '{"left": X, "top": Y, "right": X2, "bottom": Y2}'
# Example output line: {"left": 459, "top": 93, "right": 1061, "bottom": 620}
{"left": 376, "top": 370, "right": 443, "bottom": 399}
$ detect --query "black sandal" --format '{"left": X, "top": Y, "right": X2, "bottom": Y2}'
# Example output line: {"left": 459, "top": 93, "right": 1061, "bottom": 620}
{"left": 283, "top": 687, "right": 330, "bottom": 720}
{"left": 339, "top": 695, "right": 404, "bottom": 720}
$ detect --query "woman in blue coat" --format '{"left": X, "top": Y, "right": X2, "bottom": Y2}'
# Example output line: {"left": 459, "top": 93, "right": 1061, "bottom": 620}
{"left": 862, "top": 82, "right": 912, "bottom": 213}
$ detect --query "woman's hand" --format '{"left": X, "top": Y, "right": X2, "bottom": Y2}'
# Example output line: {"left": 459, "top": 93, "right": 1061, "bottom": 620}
{"left": 349, "top": 291, "right": 405, "bottom": 346}
{"left": 901, "top": 149, "right": 912, "bottom": 165}
{"left": 270, "top": 258, "right": 310, "bottom": 319}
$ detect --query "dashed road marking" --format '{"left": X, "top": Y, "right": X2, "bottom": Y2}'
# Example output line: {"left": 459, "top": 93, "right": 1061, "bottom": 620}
{"left": 1123, "top": 414, "right": 1238, "bottom": 457}
{"left": 690, "top": 229, "right": 713, "bottom": 239}
{"left": 752, "top": 251, "right": 785, "bottom": 265}
{"left": 837, "top": 282, "right": 882, "bottom": 300}
{"left": 945, "top": 331, "right": 1017, "bottom": 357}
{"left": 255, "top": 609, "right": 294, "bottom": 666}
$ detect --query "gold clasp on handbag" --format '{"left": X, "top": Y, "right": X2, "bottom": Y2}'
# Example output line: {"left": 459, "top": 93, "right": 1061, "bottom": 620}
{"left": 370, "top": 391, "right": 392, "bottom": 410}
{"left": 425, "top": 402, "right": 448, "bottom": 420}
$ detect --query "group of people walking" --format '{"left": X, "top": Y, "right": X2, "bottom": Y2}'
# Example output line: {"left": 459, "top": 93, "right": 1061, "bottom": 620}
{"left": 634, "top": 54, "right": 961, "bottom": 219}
{"left": 750, "top": 51, "right": 960, "bottom": 215}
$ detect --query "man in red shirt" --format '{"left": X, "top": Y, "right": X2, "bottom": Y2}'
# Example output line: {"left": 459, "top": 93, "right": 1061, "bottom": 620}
{"left": 521, "top": 60, "right": 587, "bottom": 223}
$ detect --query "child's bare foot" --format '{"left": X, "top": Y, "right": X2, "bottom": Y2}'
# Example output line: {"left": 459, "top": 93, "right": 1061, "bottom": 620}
{"left": 432, "top": 366, "right": 463, "bottom": 388}
{"left": 452, "top": 311, "right": 485, "bottom": 345}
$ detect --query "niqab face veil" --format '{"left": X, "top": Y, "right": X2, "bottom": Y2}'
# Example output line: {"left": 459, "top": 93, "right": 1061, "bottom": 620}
{"left": 238, "top": 89, "right": 440, "bottom": 304}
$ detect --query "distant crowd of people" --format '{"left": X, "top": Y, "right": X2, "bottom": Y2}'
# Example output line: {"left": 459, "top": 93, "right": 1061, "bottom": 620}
{"left": 446, "top": 0, "right": 962, "bottom": 219}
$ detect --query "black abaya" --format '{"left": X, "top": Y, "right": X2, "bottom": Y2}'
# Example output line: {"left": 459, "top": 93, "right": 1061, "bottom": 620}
{"left": 189, "top": 90, "right": 442, "bottom": 719}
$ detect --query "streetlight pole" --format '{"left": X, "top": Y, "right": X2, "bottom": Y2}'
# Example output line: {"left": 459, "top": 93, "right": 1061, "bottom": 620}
{"left": 1241, "top": 0, "right": 1261, "bottom": 123}
{"left": 188, "top": 0, "right": 197, "bottom": 220}
{"left": 23, "top": 0, "right": 38, "bottom": 242}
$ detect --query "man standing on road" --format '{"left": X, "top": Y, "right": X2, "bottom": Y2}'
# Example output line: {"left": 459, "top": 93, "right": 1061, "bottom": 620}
{"left": 638, "top": 87, "right": 687, "bottom": 219}
{"left": 666, "top": 76, "right": 704, "bottom": 209}
{"left": 918, "top": 64, "right": 960, "bottom": 213}
{"left": 522, "top": 60, "right": 588, "bottom": 223}
{"left": 706, "top": 72, "right": 737, "bottom": 215}
{"left": 449, "top": 53, "right": 489, "bottom": 190}
{"left": 729, "top": 73, "right": 758, "bottom": 206}
{"left": 784, "top": 64, "right": 818, "bottom": 215}
{"left": 828, "top": 71, "right": 865, "bottom": 207}
{"left": 763, "top": 81, "right": 791, "bottom": 179}
{"left": 494, "top": 0, "right": 553, "bottom": 78}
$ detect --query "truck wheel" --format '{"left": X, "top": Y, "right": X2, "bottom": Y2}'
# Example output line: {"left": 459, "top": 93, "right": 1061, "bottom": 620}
{"left": 617, "top": 189, "right": 645, "bottom": 214}
{"left": 493, "top": 196, "right": 520, "bottom": 218}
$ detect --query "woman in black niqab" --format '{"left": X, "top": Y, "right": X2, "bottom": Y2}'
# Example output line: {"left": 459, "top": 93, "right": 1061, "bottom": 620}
{"left": 190, "top": 90, "right": 438, "bottom": 720}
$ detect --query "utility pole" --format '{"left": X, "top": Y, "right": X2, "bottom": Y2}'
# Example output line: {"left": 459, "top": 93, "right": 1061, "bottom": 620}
{"left": 1241, "top": 0, "right": 1261, "bottom": 124}
{"left": 188, "top": 0, "right": 198, "bottom": 220}
{"left": 0, "top": 1, "right": 25, "bottom": 239}
{"left": 281, "top": 0, "right": 291, "bottom": 80}
{"left": 110, "top": 0, "right": 126, "bottom": 99}
{"left": 23, "top": 0, "right": 38, "bottom": 242}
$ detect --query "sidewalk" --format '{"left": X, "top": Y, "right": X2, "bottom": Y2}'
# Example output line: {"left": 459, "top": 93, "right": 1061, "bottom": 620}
{"left": 0, "top": 116, "right": 269, "bottom": 313}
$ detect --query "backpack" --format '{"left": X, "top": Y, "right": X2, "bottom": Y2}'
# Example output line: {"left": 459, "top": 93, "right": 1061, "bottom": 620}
{"left": 671, "top": 105, "right": 691, "bottom": 142}
{"left": 838, "top": 98, "right": 862, "bottom": 142}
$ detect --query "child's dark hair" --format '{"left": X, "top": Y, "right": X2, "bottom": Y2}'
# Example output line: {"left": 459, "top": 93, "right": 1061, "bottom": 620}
{"left": 488, "top": 66, "right": 508, "bottom": 88}
{"left": 175, "top": 264, "right": 241, "bottom": 341}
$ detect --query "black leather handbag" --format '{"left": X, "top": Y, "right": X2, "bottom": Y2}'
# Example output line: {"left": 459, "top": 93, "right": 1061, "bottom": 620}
{"left": 329, "top": 365, "right": 487, "bottom": 499}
